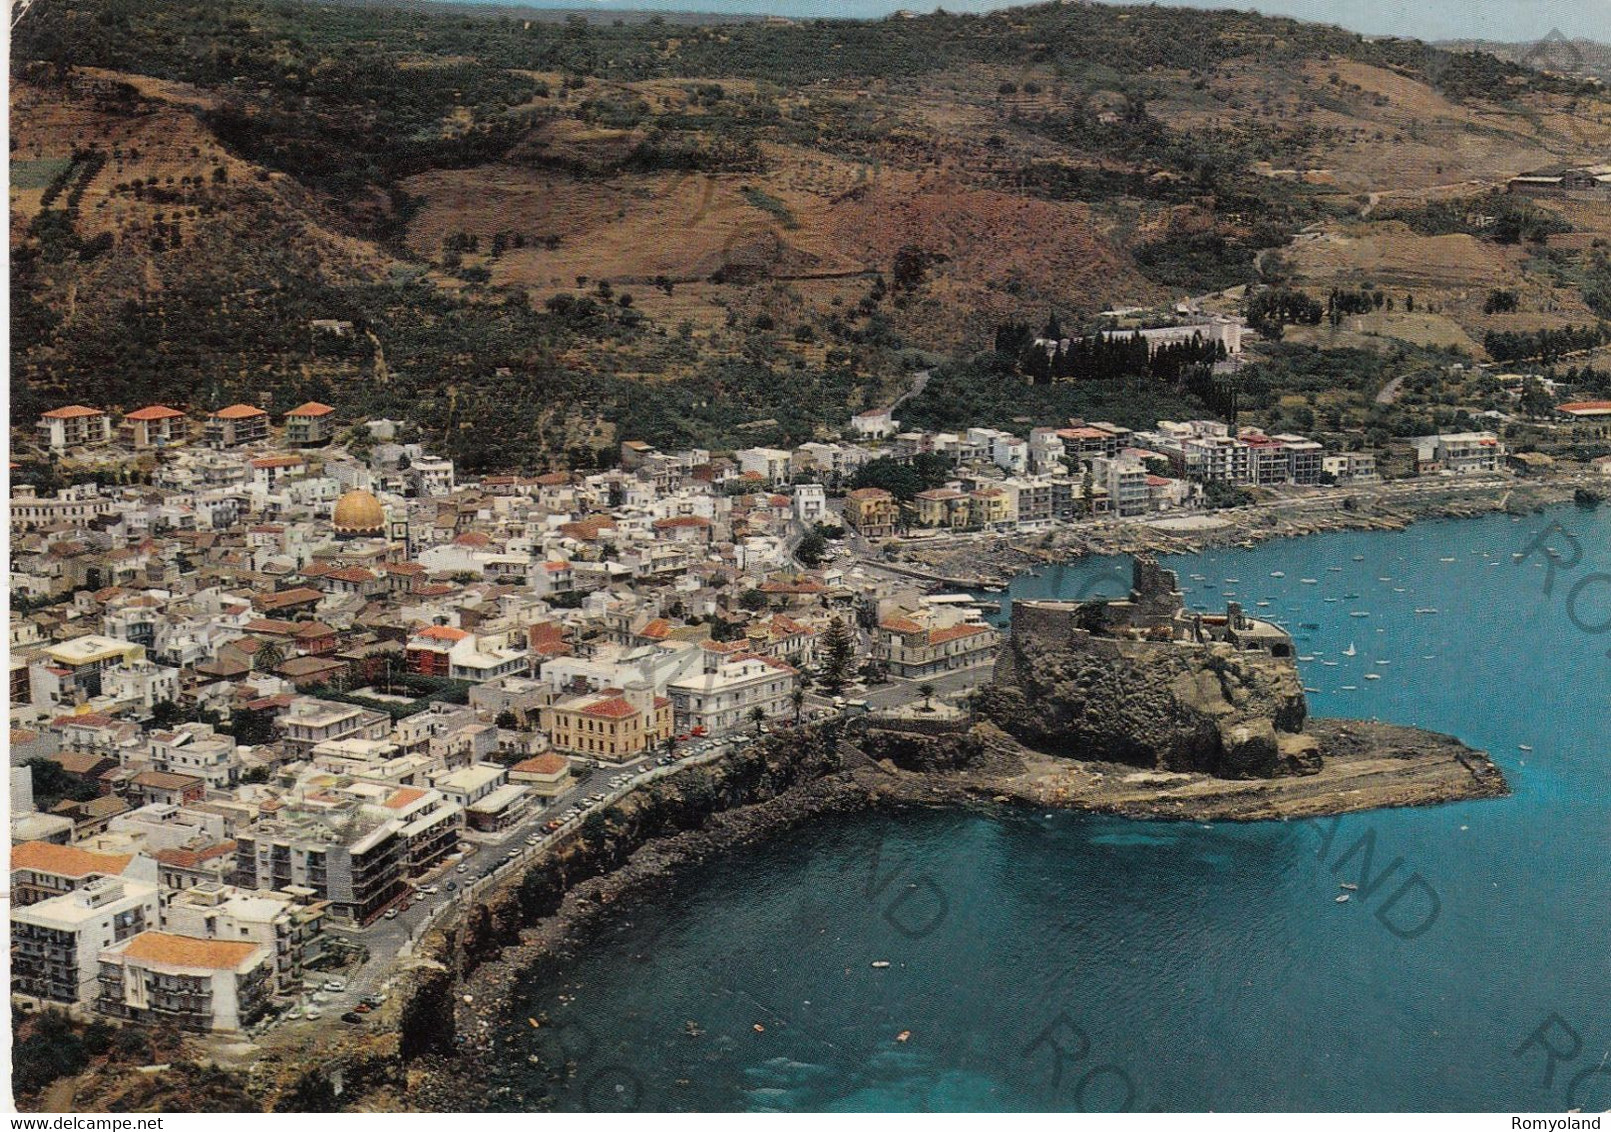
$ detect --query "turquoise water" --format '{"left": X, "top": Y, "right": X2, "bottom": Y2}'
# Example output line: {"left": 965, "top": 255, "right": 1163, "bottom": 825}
{"left": 487, "top": 506, "right": 1610, "bottom": 1112}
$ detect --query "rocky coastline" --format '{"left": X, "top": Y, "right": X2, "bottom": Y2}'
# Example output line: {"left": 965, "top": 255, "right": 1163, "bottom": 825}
{"left": 387, "top": 709, "right": 1505, "bottom": 1112}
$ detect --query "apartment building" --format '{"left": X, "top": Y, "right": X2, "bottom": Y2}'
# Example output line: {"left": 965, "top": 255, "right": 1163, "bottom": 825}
{"left": 205, "top": 404, "right": 270, "bottom": 448}
{"left": 233, "top": 809, "right": 405, "bottom": 924}
{"left": 284, "top": 402, "right": 337, "bottom": 447}
{"left": 38, "top": 406, "right": 113, "bottom": 451}
{"left": 164, "top": 882, "right": 326, "bottom": 996}
{"left": 1412, "top": 432, "right": 1505, "bottom": 475}
{"left": 275, "top": 697, "right": 391, "bottom": 756}
{"left": 843, "top": 488, "right": 899, "bottom": 538}
{"left": 97, "top": 931, "right": 274, "bottom": 1032}
{"left": 11, "top": 877, "right": 160, "bottom": 1005}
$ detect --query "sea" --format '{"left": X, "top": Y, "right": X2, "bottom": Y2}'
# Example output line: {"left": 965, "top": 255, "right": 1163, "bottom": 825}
{"left": 482, "top": 504, "right": 1610, "bottom": 1112}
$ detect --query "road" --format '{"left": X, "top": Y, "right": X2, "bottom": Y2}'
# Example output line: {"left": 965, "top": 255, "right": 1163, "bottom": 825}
{"left": 286, "top": 739, "right": 738, "bottom": 1024}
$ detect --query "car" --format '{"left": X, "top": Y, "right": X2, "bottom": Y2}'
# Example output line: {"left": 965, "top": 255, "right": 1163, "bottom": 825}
{"left": 384, "top": 908, "right": 399, "bottom": 920}
{"left": 340, "top": 1012, "right": 364, "bottom": 1025}
{"left": 455, "top": 863, "right": 469, "bottom": 873}
{"left": 419, "top": 885, "right": 438, "bottom": 896}
{"left": 505, "top": 850, "right": 519, "bottom": 860}
{"left": 323, "top": 979, "right": 346, "bottom": 992}
{"left": 446, "top": 881, "right": 457, "bottom": 892}
{"left": 360, "top": 995, "right": 384, "bottom": 1007}
{"left": 355, "top": 1002, "right": 372, "bottom": 1014}
{"left": 305, "top": 1008, "right": 323, "bottom": 1021}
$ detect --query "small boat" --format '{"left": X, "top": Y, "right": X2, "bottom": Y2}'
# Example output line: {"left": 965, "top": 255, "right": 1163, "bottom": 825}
{"left": 1375, "top": 659, "right": 1391, "bottom": 666}
{"left": 1364, "top": 674, "right": 1381, "bottom": 681}
{"left": 1298, "top": 655, "right": 1315, "bottom": 661}
{"left": 1414, "top": 608, "right": 1439, "bottom": 615}
{"left": 1224, "top": 578, "right": 1240, "bottom": 584}
{"left": 1301, "top": 578, "right": 1319, "bottom": 585}
{"left": 1378, "top": 576, "right": 1392, "bottom": 582}
{"left": 1320, "top": 660, "right": 1339, "bottom": 667}
{"left": 1342, "top": 593, "right": 1361, "bottom": 600}
{"left": 1350, "top": 611, "right": 1370, "bottom": 618}
{"left": 1256, "top": 600, "right": 1271, "bottom": 607}
{"left": 1304, "top": 686, "right": 1321, "bottom": 693}
{"left": 1340, "top": 685, "right": 1357, "bottom": 691}
{"left": 1352, "top": 555, "right": 1365, "bottom": 561}
{"left": 895, "top": 1030, "right": 911, "bottom": 1044}
{"left": 1336, "top": 894, "right": 1351, "bottom": 903}
{"left": 1340, "top": 883, "right": 1358, "bottom": 891}
{"left": 1393, "top": 587, "right": 1406, "bottom": 593}
{"left": 1440, "top": 557, "right": 1457, "bottom": 563}
{"left": 1343, "top": 643, "right": 1357, "bottom": 657}
{"left": 1518, "top": 745, "right": 1533, "bottom": 752}
{"left": 1327, "top": 566, "right": 1344, "bottom": 572}
{"left": 1270, "top": 571, "right": 1285, "bottom": 578}
{"left": 871, "top": 960, "right": 891, "bottom": 969}
{"left": 1324, "top": 597, "right": 1339, "bottom": 603}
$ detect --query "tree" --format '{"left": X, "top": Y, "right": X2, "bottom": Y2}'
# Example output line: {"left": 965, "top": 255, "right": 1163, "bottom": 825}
{"left": 748, "top": 705, "right": 767, "bottom": 736}
{"left": 254, "top": 640, "right": 286, "bottom": 673}
{"left": 796, "top": 526, "right": 828, "bottom": 568}
{"left": 738, "top": 587, "right": 769, "bottom": 612}
{"left": 21, "top": 757, "right": 99, "bottom": 809}
{"left": 791, "top": 687, "right": 805, "bottom": 724}
{"left": 918, "top": 683, "right": 936, "bottom": 710}
{"left": 494, "top": 709, "right": 519, "bottom": 730}
{"left": 820, "top": 616, "right": 855, "bottom": 692}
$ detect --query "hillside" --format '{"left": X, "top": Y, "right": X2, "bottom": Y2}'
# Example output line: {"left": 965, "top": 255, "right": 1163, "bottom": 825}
{"left": 11, "top": 0, "right": 1611, "bottom": 471}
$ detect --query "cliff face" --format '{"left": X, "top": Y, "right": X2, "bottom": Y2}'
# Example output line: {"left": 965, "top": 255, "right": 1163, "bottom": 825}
{"left": 979, "top": 632, "right": 1313, "bottom": 777}
{"left": 977, "top": 560, "right": 1318, "bottom": 778}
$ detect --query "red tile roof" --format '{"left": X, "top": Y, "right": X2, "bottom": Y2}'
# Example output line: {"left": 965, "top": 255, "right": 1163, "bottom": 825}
{"left": 41, "top": 405, "right": 104, "bottom": 419}
{"left": 124, "top": 405, "right": 185, "bottom": 421}
{"left": 286, "top": 401, "right": 335, "bottom": 417}
{"left": 212, "top": 403, "right": 267, "bottom": 420}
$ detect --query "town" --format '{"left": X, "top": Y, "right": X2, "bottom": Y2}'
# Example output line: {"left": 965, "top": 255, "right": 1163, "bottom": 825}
{"left": 8, "top": 321, "right": 1610, "bottom": 1043}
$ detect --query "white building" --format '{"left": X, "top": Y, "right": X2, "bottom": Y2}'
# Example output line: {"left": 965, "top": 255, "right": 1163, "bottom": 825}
{"left": 1412, "top": 433, "right": 1505, "bottom": 475}
{"left": 666, "top": 655, "right": 798, "bottom": 735}
{"left": 849, "top": 407, "right": 898, "bottom": 439}
{"left": 793, "top": 483, "right": 827, "bottom": 524}
{"left": 736, "top": 447, "right": 794, "bottom": 484}
{"left": 12, "top": 877, "right": 161, "bottom": 1006}
{"left": 97, "top": 930, "right": 274, "bottom": 1032}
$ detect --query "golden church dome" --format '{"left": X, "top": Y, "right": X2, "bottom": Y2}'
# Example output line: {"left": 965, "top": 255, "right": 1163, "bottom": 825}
{"left": 332, "top": 489, "right": 386, "bottom": 536}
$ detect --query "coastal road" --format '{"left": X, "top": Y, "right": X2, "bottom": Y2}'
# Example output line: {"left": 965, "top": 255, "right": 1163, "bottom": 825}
{"left": 301, "top": 746, "right": 735, "bottom": 1021}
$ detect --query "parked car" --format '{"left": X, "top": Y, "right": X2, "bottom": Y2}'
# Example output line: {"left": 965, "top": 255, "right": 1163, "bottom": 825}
{"left": 446, "top": 881, "right": 457, "bottom": 892}
{"left": 456, "top": 863, "right": 469, "bottom": 873}
{"left": 384, "top": 908, "right": 399, "bottom": 920}
{"left": 340, "top": 1012, "right": 364, "bottom": 1025}
{"left": 360, "top": 995, "right": 384, "bottom": 1008}
{"left": 305, "top": 1008, "right": 323, "bottom": 1021}
{"left": 323, "top": 979, "right": 346, "bottom": 992}
{"left": 355, "top": 1002, "right": 372, "bottom": 1014}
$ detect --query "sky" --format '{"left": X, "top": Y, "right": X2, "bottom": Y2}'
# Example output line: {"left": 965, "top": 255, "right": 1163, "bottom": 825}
{"left": 472, "top": 0, "right": 1611, "bottom": 44}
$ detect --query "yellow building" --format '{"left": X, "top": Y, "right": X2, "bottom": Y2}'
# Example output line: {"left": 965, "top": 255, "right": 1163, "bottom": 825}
{"left": 541, "top": 688, "right": 674, "bottom": 762}
{"left": 911, "top": 488, "right": 970, "bottom": 530}
{"left": 843, "top": 487, "right": 899, "bottom": 538}
{"left": 968, "top": 487, "right": 1015, "bottom": 531}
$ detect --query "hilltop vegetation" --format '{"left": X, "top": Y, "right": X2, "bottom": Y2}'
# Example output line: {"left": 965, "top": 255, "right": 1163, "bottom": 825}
{"left": 11, "top": 0, "right": 1611, "bottom": 469}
